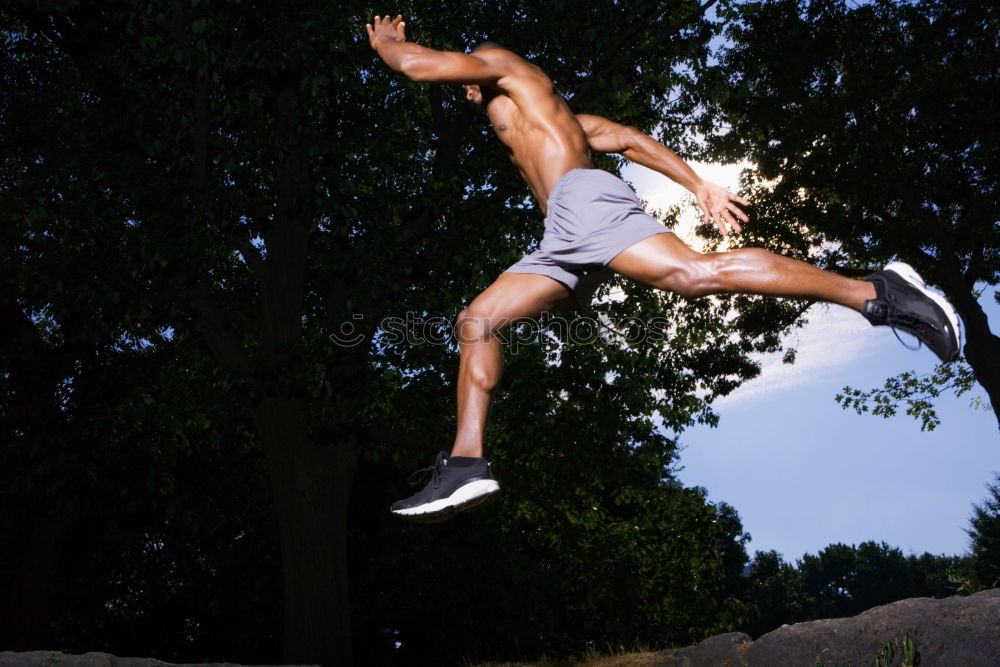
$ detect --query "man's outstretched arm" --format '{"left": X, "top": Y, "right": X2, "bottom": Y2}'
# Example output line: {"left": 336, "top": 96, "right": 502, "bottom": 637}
{"left": 366, "top": 15, "right": 502, "bottom": 84}
{"left": 577, "top": 113, "right": 749, "bottom": 235}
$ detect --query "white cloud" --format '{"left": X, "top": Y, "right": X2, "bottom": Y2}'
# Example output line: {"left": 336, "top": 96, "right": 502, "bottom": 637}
{"left": 715, "top": 304, "right": 877, "bottom": 408}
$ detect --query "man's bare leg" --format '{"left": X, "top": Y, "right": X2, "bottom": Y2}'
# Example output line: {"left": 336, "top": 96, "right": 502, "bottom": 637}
{"left": 451, "top": 273, "right": 575, "bottom": 459}
{"left": 607, "top": 232, "right": 876, "bottom": 308}
{"left": 390, "top": 272, "right": 573, "bottom": 520}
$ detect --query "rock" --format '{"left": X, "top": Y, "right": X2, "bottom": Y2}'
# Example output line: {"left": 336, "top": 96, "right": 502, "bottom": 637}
{"left": 653, "top": 632, "right": 752, "bottom": 665}
{"left": 4, "top": 591, "right": 999, "bottom": 667}
{"left": 0, "top": 653, "right": 316, "bottom": 667}
{"left": 653, "top": 588, "right": 1000, "bottom": 667}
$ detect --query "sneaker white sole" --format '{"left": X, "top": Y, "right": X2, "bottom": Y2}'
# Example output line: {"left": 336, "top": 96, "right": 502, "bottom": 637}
{"left": 884, "top": 261, "right": 962, "bottom": 353}
{"left": 392, "top": 479, "right": 500, "bottom": 518}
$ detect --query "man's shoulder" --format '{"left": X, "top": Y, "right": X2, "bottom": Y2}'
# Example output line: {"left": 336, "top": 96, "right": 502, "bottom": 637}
{"left": 477, "top": 51, "right": 551, "bottom": 94}
{"left": 472, "top": 49, "right": 541, "bottom": 75}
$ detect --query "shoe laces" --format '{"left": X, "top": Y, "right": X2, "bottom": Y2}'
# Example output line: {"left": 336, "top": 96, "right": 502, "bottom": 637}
{"left": 884, "top": 307, "right": 936, "bottom": 353}
{"left": 890, "top": 325, "right": 923, "bottom": 352}
{"left": 408, "top": 452, "right": 446, "bottom": 489}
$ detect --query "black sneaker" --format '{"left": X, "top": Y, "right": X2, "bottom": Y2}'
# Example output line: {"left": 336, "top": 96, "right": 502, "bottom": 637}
{"left": 390, "top": 451, "right": 500, "bottom": 522}
{"left": 861, "top": 262, "right": 961, "bottom": 362}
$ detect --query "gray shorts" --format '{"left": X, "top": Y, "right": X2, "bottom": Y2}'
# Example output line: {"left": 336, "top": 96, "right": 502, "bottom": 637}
{"left": 504, "top": 168, "right": 671, "bottom": 305}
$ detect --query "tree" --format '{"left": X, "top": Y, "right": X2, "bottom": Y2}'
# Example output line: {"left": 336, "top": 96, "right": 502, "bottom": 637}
{"left": 4, "top": 1, "right": 811, "bottom": 663}
{"left": 966, "top": 474, "right": 1000, "bottom": 590}
{"left": 703, "top": 0, "right": 1000, "bottom": 427}
{"left": 741, "top": 544, "right": 965, "bottom": 638}
{"left": 741, "top": 550, "right": 804, "bottom": 636}
{"left": 799, "top": 541, "right": 952, "bottom": 619}
{"left": 0, "top": 19, "right": 230, "bottom": 648}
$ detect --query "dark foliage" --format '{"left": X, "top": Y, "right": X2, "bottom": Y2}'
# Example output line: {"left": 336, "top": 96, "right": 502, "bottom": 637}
{"left": 740, "top": 543, "right": 966, "bottom": 638}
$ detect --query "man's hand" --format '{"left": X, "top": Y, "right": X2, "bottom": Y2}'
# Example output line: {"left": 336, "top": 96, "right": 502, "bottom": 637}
{"left": 366, "top": 14, "right": 406, "bottom": 51}
{"left": 695, "top": 181, "right": 750, "bottom": 237}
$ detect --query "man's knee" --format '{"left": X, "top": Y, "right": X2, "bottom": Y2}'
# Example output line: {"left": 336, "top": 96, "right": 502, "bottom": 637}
{"left": 455, "top": 306, "right": 504, "bottom": 344}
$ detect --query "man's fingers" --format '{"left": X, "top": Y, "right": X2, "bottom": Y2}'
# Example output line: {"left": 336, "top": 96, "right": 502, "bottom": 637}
{"left": 727, "top": 209, "right": 744, "bottom": 233}
{"left": 368, "top": 15, "right": 406, "bottom": 41}
{"left": 731, "top": 193, "right": 750, "bottom": 206}
{"left": 728, "top": 203, "right": 749, "bottom": 223}
{"left": 709, "top": 210, "right": 743, "bottom": 237}
{"left": 392, "top": 15, "right": 407, "bottom": 40}
{"left": 700, "top": 192, "right": 747, "bottom": 235}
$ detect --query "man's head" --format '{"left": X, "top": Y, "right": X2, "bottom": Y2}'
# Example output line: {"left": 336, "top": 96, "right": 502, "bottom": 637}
{"left": 471, "top": 40, "right": 505, "bottom": 53}
{"left": 464, "top": 83, "right": 498, "bottom": 106}
{"left": 465, "top": 41, "right": 506, "bottom": 106}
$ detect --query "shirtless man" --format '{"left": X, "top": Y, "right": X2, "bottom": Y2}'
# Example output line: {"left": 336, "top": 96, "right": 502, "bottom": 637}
{"left": 365, "top": 15, "right": 961, "bottom": 521}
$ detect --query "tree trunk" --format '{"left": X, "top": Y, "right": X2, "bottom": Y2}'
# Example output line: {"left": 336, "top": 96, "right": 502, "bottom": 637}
{"left": 253, "top": 396, "right": 357, "bottom": 667}
{"left": 949, "top": 288, "right": 1000, "bottom": 427}
{"left": 0, "top": 514, "right": 66, "bottom": 650}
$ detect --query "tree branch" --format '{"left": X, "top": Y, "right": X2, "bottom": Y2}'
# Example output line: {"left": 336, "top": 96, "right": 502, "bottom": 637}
{"left": 177, "top": 278, "right": 253, "bottom": 374}
{"left": 572, "top": 0, "right": 718, "bottom": 108}
{"left": 166, "top": 0, "right": 210, "bottom": 187}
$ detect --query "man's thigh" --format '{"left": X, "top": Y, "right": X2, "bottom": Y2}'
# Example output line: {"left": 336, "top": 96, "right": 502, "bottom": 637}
{"left": 606, "top": 231, "right": 703, "bottom": 290}
{"left": 464, "top": 272, "right": 575, "bottom": 331}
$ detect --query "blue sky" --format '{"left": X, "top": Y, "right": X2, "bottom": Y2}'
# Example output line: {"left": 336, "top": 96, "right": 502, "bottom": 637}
{"left": 624, "top": 161, "right": 999, "bottom": 563}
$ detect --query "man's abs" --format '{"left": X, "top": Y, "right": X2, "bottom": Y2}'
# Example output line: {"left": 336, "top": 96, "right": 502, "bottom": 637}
{"left": 485, "top": 79, "right": 594, "bottom": 207}
{"left": 511, "top": 143, "right": 593, "bottom": 210}
{"left": 493, "top": 115, "right": 593, "bottom": 208}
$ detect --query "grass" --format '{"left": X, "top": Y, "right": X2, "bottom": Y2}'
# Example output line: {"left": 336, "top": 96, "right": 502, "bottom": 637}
{"left": 468, "top": 649, "right": 665, "bottom": 667}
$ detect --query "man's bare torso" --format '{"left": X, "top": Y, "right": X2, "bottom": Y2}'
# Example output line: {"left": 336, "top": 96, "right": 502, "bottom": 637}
{"left": 475, "top": 50, "right": 593, "bottom": 213}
